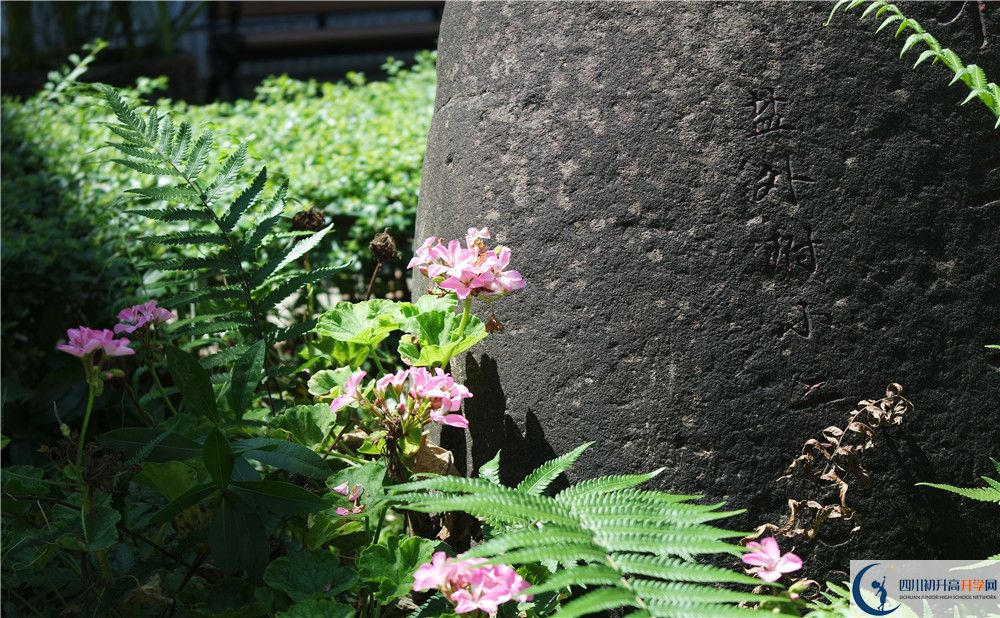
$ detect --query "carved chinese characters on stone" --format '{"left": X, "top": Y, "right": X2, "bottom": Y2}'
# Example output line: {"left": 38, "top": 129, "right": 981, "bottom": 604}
{"left": 780, "top": 302, "right": 832, "bottom": 340}
{"left": 746, "top": 88, "right": 796, "bottom": 137}
{"left": 753, "top": 154, "right": 815, "bottom": 205}
{"left": 765, "top": 226, "right": 821, "bottom": 277}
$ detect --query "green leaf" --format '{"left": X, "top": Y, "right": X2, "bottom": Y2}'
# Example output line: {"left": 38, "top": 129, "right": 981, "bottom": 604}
{"left": 307, "top": 367, "right": 353, "bottom": 397}
{"left": 150, "top": 483, "right": 215, "bottom": 526}
{"left": 257, "top": 265, "right": 347, "bottom": 311}
{"left": 185, "top": 130, "right": 213, "bottom": 178}
{"left": 97, "top": 427, "right": 202, "bottom": 462}
{"left": 276, "top": 599, "right": 355, "bottom": 618}
{"left": 398, "top": 309, "right": 488, "bottom": 367}
{"left": 53, "top": 492, "right": 121, "bottom": 552}
{"left": 479, "top": 451, "right": 502, "bottom": 486}
{"left": 326, "top": 460, "right": 388, "bottom": 514}
{"left": 127, "top": 207, "right": 214, "bottom": 223}
{"left": 2, "top": 465, "right": 51, "bottom": 496}
{"left": 264, "top": 550, "right": 357, "bottom": 602}
{"left": 209, "top": 492, "right": 267, "bottom": 576}
{"left": 203, "top": 428, "right": 235, "bottom": 488}
{"left": 517, "top": 441, "right": 592, "bottom": 495}
{"left": 222, "top": 166, "right": 267, "bottom": 232}
{"left": 205, "top": 143, "right": 248, "bottom": 205}
{"left": 316, "top": 299, "right": 405, "bottom": 349}
{"left": 166, "top": 345, "right": 220, "bottom": 422}
{"left": 229, "top": 480, "right": 329, "bottom": 515}
{"left": 233, "top": 438, "right": 331, "bottom": 479}
{"left": 229, "top": 340, "right": 265, "bottom": 417}
{"left": 252, "top": 224, "right": 333, "bottom": 286}
{"left": 270, "top": 404, "right": 337, "bottom": 447}
{"left": 133, "top": 461, "right": 203, "bottom": 500}
{"left": 357, "top": 536, "right": 437, "bottom": 604}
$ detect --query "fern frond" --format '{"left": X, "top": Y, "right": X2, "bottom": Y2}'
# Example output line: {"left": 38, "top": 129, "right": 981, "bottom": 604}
{"left": 556, "top": 471, "right": 666, "bottom": 500}
{"left": 266, "top": 318, "right": 316, "bottom": 344}
{"left": 256, "top": 265, "right": 345, "bottom": 311}
{"left": 829, "top": 0, "right": 1000, "bottom": 127}
{"left": 393, "top": 449, "right": 760, "bottom": 617}
{"left": 185, "top": 131, "right": 213, "bottom": 179}
{"left": 517, "top": 441, "right": 592, "bottom": 495}
{"left": 126, "top": 186, "right": 199, "bottom": 202}
{"left": 251, "top": 224, "right": 333, "bottom": 287}
{"left": 204, "top": 143, "right": 248, "bottom": 205}
{"left": 127, "top": 207, "right": 214, "bottom": 222}
{"left": 201, "top": 344, "right": 250, "bottom": 369}
{"left": 140, "top": 232, "right": 228, "bottom": 246}
{"left": 221, "top": 166, "right": 267, "bottom": 232}
{"left": 165, "top": 286, "right": 245, "bottom": 307}
{"left": 916, "top": 482, "right": 1000, "bottom": 503}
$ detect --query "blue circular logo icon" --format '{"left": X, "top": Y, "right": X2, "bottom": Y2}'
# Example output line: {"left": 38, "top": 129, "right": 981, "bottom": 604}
{"left": 853, "top": 563, "right": 900, "bottom": 615}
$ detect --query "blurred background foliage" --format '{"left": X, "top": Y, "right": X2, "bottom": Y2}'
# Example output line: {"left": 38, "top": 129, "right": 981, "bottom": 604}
{"left": 1, "top": 50, "right": 436, "bottom": 460}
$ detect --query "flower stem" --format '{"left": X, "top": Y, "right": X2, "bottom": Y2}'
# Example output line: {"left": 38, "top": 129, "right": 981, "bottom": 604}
{"left": 75, "top": 381, "right": 97, "bottom": 476}
{"left": 455, "top": 296, "right": 473, "bottom": 339}
{"left": 148, "top": 361, "right": 178, "bottom": 416}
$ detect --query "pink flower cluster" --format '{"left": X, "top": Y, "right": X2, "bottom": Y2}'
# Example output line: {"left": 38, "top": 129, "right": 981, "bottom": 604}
{"left": 330, "top": 367, "right": 472, "bottom": 428}
{"left": 408, "top": 227, "right": 525, "bottom": 299}
{"left": 57, "top": 327, "right": 135, "bottom": 359}
{"left": 114, "top": 300, "right": 175, "bottom": 335}
{"left": 741, "top": 536, "right": 802, "bottom": 582}
{"left": 332, "top": 482, "right": 365, "bottom": 516}
{"left": 413, "top": 552, "right": 532, "bottom": 616}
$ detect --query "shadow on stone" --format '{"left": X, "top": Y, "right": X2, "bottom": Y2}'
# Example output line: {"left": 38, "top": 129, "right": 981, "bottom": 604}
{"left": 461, "top": 354, "right": 560, "bottom": 486}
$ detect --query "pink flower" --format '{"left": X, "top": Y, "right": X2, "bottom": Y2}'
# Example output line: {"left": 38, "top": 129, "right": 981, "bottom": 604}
{"left": 742, "top": 537, "right": 803, "bottom": 582}
{"left": 413, "top": 552, "right": 531, "bottom": 616}
{"left": 407, "top": 227, "right": 525, "bottom": 299}
{"left": 333, "top": 482, "right": 365, "bottom": 516}
{"left": 114, "top": 300, "right": 175, "bottom": 335}
{"left": 332, "top": 482, "right": 351, "bottom": 496}
{"left": 413, "top": 551, "right": 458, "bottom": 592}
{"left": 408, "top": 367, "right": 472, "bottom": 414}
{"left": 330, "top": 369, "right": 366, "bottom": 413}
{"left": 430, "top": 411, "right": 470, "bottom": 428}
{"left": 57, "top": 327, "right": 135, "bottom": 358}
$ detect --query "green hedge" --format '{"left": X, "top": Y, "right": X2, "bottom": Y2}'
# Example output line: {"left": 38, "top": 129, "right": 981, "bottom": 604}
{"left": 0, "top": 53, "right": 435, "bottom": 411}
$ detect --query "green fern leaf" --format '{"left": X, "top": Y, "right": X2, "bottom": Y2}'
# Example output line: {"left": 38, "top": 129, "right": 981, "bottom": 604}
{"left": 173, "top": 121, "right": 192, "bottom": 164}
{"left": 551, "top": 588, "right": 636, "bottom": 618}
{"left": 267, "top": 318, "right": 317, "bottom": 344}
{"left": 555, "top": 471, "right": 664, "bottom": 500}
{"left": 256, "top": 265, "right": 345, "bottom": 310}
{"left": 479, "top": 451, "right": 503, "bottom": 485}
{"left": 916, "top": 482, "right": 1000, "bottom": 503}
{"left": 140, "top": 232, "right": 227, "bottom": 246}
{"left": 126, "top": 186, "right": 199, "bottom": 202}
{"left": 165, "top": 286, "right": 245, "bottom": 307}
{"left": 251, "top": 224, "right": 332, "bottom": 286}
{"left": 517, "top": 441, "right": 592, "bottom": 495}
{"left": 185, "top": 131, "right": 213, "bottom": 179}
{"left": 127, "top": 207, "right": 213, "bottom": 223}
{"left": 99, "top": 85, "right": 145, "bottom": 133}
{"left": 526, "top": 564, "right": 620, "bottom": 595}
{"left": 240, "top": 182, "right": 288, "bottom": 256}
{"left": 201, "top": 344, "right": 250, "bottom": 369}
{"left": 111, "top": 158, "right": 177, "bottom": 177}
{"left": 394, "top": 449, "right": 764, "bottom": 618}
{"left": 204, "top": 143, "right": 248, "bottom": 205}
{"left": 221, "top": 166, "right": 267, "bottom": 232}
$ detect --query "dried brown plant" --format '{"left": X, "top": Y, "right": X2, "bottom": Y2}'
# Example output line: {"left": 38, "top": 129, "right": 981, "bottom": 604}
{"left": 747, "top": 383, "right": 913, "bottom": 542}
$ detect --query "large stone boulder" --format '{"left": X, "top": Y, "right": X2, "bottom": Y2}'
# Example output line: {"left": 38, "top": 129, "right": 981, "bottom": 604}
{"left": 414, "top": 1, "right": 1000, "bottom": 576}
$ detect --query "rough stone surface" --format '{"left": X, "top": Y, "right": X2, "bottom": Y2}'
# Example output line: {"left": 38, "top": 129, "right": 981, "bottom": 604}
{"left": 415, "top": 1, "right": 1000, "bottom": 576}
